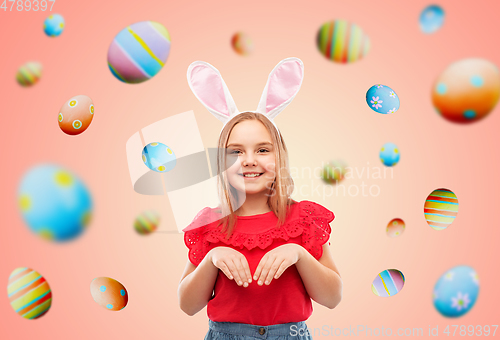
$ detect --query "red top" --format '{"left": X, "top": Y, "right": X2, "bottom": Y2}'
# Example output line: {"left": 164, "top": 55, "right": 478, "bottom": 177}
{"left": 182, "top": 200, "right": 335, "bottom": 326}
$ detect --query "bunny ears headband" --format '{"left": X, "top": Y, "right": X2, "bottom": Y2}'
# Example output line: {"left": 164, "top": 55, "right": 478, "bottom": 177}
{"left": 186, "top": 57, "right": 305, "bottom": 137}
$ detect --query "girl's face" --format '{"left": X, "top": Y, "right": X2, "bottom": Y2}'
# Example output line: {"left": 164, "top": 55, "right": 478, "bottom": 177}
{"left": 225, "top": 120, "right": 276, "bottom": 195}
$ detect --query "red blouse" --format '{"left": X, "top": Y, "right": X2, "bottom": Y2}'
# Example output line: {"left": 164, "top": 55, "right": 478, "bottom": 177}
{"left": 182, "top": 200, "right": 335, "bottom": 326}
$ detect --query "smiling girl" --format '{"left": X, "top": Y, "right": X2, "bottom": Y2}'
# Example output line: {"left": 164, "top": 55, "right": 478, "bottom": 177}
{"left": 178, "top": 58, "right": 342, "bottom": 340}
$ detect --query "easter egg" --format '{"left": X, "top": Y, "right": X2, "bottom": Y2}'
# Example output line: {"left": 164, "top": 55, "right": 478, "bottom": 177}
{"left": 7, "top": 267, "right": 52, "bottom": 319}
{"left": 58, "top": 95, "right": 94, "bottom": 135}
{"left": 142, "top": 142, "right": 177, "bottom": 173}
{"left": 43, "top": 14, "right": 65, "bottom": 37}
{"left": 321, "top": 160, "right": 347, "bottom": 184}
{"left": 134, "top": 210, "right": 160, "bottom": 235}
{"left": 366, "top": 84, "right": 400, "bottom": 114}
{"left": 433, "top": 265, "right": 479, "bottom": 317}
{"left": 16, "top": 61, "right": 42, "bottom": 87}
{"left": 432, "top": 58, "right": 500, "bottom": 123}
{"left": 18, "top": 164, "right": 92, "bottom": 242}
{"left": 231, "top": 32, "right": 254, "bottom": 56}
{"left": 371, "top": 269, "right": 405, "bottom": 297}
{"left": 107, "top": 21, "right": 171, "bottom": 84}
{"left": 420, "top": 5, "right": 445, "bottom": 34}
{"left": 316, "top": 20, "right": 370, "bottom": 63}
{"left": 90, "top": 277, "right": 128, "bottom": 311}
{"left": 386, "top": 218, "right": 405, "bottom": 237}
{"left": 424, "top": 188, "right": 458, "bottom": 230}
{"left": 379, "top": 142, "right": 400, "bottom": 167}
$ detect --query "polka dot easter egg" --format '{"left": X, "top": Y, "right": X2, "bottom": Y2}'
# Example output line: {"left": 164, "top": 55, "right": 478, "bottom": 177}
{"left": 7, "top": 267, "right": 52, "bottom": 319}
{"left": 433, "top": 265, "right": 479, "bottom": 318}
{"left": 321, "top": 160, "right": 347, "bottom": 184}
{"left": 44, "top": 14, "right": 65, "bottom": 37}
{"left": 142, "top": 142, "right": 177, "bottom": 173}
{"left": 371, "top": 269, "right": 405, "bottom": 297}
{"left": 366, "top": 84, "right": 400, "bottom": 114}
{"left": 134, "top": 210, "right": 160, "bottom": 235}
{"left": 107, "top": 21, "right": 171, "bottom": 84}
{"left": 419, "top": 5, "right": 445, "bottom": 34}
{"left": 18, "top": 164, "right": 92, "bottom": 242}
{"left": 90, "top": 277, "right": 128, "bottom": 311}
{"left": 16, "top": 61, "right": 42, "bottom": 87}
{"left": 432, "top": 58, "right": 500, "bottom": 123}
{"left": 379, "top": 142, "right": 400, "bottom": 167}
{"left": 316, "top": 19, "right": 370, "bottom": 63}
{"left": 424, "top": 188, "right": 458, "bottom": 231}
{"left": 58, "top": 95, "right": 94, "bottom": 135}
{"left": 386, "top": 218, "right": 405, "bottom": 237}
{"left": 231, "top": 32, "right": 254, "bottom": 56}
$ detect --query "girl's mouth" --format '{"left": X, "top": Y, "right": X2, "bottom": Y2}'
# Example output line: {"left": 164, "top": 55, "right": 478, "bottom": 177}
{"left": 239, "top": 173, "right": 264, "bottom": 179}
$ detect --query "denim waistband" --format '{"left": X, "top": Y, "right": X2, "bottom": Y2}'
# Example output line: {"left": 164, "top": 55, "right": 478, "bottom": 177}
{"left": 208, "top": 319, "right": 308, "bottom": 338}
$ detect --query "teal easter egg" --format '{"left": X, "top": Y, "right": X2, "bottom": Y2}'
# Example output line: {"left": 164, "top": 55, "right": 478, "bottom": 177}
{"left": 366, "top": 84, "right": 400, "bottom": 114}
{"left": 433, "top": 266, "right": 479, "bottom": 317}
{"left": 107, "top": 21, "right": 171, "bottom": 84}
{"left": 380, "top": 142, "right": 400, "bottom": 166}
{"left": 371, "top": 269, "right": 405, "bottom": 297}
{"left": 420, "top": 5, "right": 445, "bottom": 34}
{"left": 142, "top": 142, "right": 176, "bottom": 173}
{"left": 44, "top": 14, "right": 65, "bottom": 37}
{"left": 18, "top": 164, "right": 92, "bottom": 242}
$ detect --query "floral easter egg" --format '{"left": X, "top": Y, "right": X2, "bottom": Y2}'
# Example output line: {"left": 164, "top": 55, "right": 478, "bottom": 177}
{"left": 90, "top": 277, "right": 128, "bottom": 311}
{"left": 424, "top": 188, "right": 458, "bottom": 230}
{"left": 44, "top": 14, "right": 65, "bottom": 37}
{"left": 231, "top": 32, "right": 254, "bottom": 56}
{"left": 107, "top": 21, "right": 171, "bottom": 84}
{"left": 371, "top": 269, "right": 405, "bottom": 297}
{"left": 58, "top": 95, "right": 94, "bottom": 135}
{"left": 142, "top": 142, "right": 177, "bottom": 173}
{"left": 134, "top": 210, "right": 160, "bottom": 235}
{"left": 433, "top": 265, "right": 479, "bottom": 317}
{"left": 386, "top": 218, "right": 405, "bottom": 237}
{"left": 432, "top": 58, "right": 500, "bottom": 123}
{"left": 16, "top": 61, "right": 42, "bottom": 87}
{"left": 321, "top": 160, "right": 347, "bottom": 184}
{"left": 7, "top": 267, "right": 52, "bottom": 319}
{"left": 420, "top": 5, "right": 445, "bottom": 34}
{"left": 379, "top": 142, "right": 400, "bottom": 167}
{"left": 316, "top": 20, "right": 370, "bottom": 63}
{"left": 366, "top": 84, "right": 400, "bottom": 114}
{"left": 18, "top": 164, "right": 92, "bottom": 242}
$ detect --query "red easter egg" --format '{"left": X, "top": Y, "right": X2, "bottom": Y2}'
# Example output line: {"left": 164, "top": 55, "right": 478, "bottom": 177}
{"left": 58, "top": 95, "right": 94, "bottom": 135}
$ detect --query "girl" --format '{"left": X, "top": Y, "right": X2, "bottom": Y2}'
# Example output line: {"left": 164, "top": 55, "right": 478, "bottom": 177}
{"left": 178, "top": 58, "right": 342, "bottom": 340}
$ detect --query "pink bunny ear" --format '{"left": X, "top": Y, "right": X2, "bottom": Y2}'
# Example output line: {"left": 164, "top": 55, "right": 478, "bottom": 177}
{"left": 187, "top": 61, "right": 239, "bottom": 124}
{"left": 256, "top": 57, "right": 304, "bottom": 120}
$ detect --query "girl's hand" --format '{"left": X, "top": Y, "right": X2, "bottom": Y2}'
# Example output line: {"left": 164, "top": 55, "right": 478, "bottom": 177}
{"left": 253, "top": 244, "right": 305, "bottom": 286}
{"left": 208, "top": 246, "right": 252, "bottom": 287}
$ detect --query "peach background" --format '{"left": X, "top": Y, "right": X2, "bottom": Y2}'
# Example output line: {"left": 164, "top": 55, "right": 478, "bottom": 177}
{"left": 1, "top": 0, "right": 499, "bottom": 338}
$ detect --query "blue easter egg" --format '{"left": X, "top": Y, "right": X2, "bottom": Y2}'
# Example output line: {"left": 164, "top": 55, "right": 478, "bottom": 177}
{"left": 433, "top": 265, "right": 479, "bottom": 318}
{"left": 380, "top": 142, "right": 400, "bottom": 167}
{"left": 420, "top": 5, "right": 445, "bottom": 34}
{"left": 366, "top": 84, "right": 400, "bottom": 114}
{"left": 142, "top": 142, "right": 177, "bottom": 173}
{"left": 43, "top": 14, "right": 65, "bottom": 37}
{"left": 18, "top": 164, "right": 92, "bottom": 242}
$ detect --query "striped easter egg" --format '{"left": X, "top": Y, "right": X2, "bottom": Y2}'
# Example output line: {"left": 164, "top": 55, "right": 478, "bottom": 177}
{"left": 16, "top": 62, "right": 43, "bottom": 87}
{"left": 7, "top": 267, "right": 52, "bottom": 319}
{"left": 371, "top": 269, "right": 405, "bottom": 297}
{"left": 316, "top": 20, "right": 370, "bottom": 63}
{"left": 134, "top": 210, "right": 160, "bottom": 235}
{"left": 107, "top": 21, "right": 171, "bottom": 84}
{"left": 424, "top": 188, "right": 459, "bottom": 230}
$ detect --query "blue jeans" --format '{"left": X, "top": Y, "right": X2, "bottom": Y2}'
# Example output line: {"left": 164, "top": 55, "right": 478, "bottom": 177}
{"left": 204, "top": 319, "right": 313, "bottom": 340}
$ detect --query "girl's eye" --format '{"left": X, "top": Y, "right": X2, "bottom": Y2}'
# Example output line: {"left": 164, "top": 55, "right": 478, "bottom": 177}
{"left": 229, "top": 150, "right": 241, "bottom": 154}
{"left": 259, "top": 149, "right": 269, "bottom": 153}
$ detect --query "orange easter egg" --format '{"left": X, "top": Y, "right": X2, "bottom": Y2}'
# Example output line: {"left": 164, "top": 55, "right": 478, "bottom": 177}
{"left": 58, "top": 95, "right": 94, "bottom": 135}
{"left": 90, "top": 277, "right": 128, "bottom": 311}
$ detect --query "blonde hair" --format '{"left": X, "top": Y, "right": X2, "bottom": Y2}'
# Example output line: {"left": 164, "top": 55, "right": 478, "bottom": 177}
{"left": 215, "top": 112, "right": 295, "bottom": 240}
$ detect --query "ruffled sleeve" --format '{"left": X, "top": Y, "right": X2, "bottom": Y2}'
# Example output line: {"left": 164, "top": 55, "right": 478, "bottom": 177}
{"left": 182, "top": 207, "right": 221, "bottom": 266}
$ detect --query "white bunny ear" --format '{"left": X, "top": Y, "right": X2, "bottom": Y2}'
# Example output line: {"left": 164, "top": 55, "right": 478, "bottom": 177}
{"left": 256, "top": 57, "right": 304, "bottom": 120}
{"left": 187, "top": 61, "right": 239, "bottom": 124}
